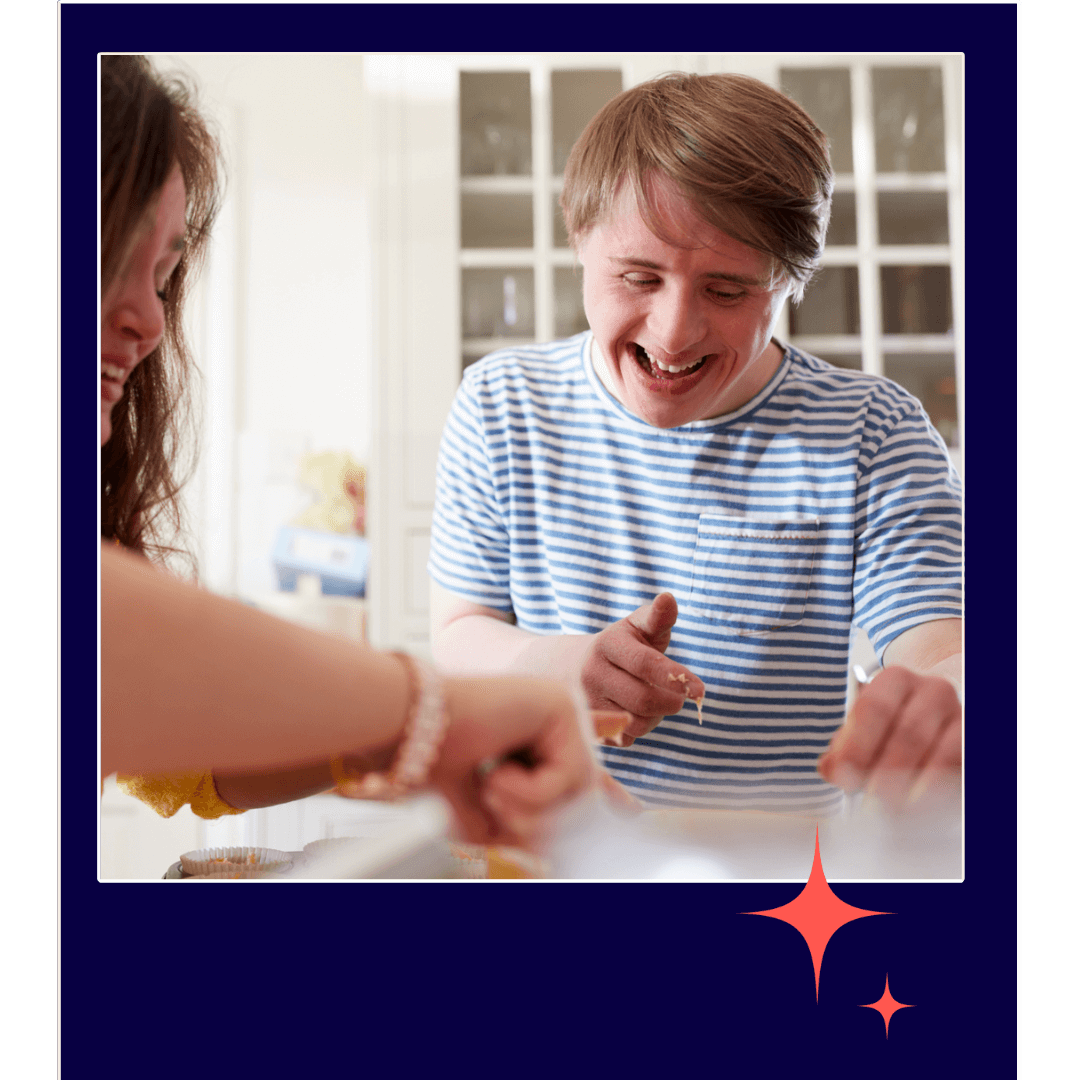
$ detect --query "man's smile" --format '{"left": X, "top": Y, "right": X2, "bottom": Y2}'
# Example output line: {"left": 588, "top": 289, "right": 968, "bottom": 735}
{"left": 632, "top": 343, "right": 712, "bottom": 380}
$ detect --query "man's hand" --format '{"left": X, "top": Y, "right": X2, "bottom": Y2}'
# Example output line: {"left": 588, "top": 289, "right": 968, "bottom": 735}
{"left": 580, "top": 593, "right": 706, "bottom": 746}
{"left": 430, "top": 583, "right": 705, "bottom": 748}
{"left": 818, "top": 620, "right": 962, "bottom": 808}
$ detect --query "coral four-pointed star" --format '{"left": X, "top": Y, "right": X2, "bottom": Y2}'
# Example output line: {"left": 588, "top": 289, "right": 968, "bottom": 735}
{"left": 743, "top": 827, "right": 891, "bottom": 1000}
{"left": 861, "top": 973, "right": 913, "bottom": 1037}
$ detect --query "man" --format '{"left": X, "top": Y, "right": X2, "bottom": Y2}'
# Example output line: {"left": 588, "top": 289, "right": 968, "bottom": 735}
{"left": 429, "top": 73, "right": 962, "bottom": 814}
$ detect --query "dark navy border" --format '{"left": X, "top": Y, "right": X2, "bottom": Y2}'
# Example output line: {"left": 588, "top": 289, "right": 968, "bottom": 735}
{"left": 64, "top": 5, "right": 1015, "bottom": 1071}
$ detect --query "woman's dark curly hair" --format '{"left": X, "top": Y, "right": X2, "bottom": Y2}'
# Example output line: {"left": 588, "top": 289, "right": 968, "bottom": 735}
{"left": 100, "top": 55, "right": 221, "bottom": 568}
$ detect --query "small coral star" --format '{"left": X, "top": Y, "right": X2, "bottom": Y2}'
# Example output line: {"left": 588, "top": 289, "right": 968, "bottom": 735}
{"left": 743, "top": 827, "right": 891, "bottom": 1001}
{"left": 861, "top": 974, "right": 913, "bottom": 1037}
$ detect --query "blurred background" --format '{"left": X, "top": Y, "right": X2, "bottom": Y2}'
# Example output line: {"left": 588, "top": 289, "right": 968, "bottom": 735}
{"left": 101, "top": 52, "right": 964, "bottom": 876}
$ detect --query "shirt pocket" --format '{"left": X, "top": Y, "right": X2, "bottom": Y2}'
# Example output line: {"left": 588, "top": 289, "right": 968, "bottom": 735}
{"left": 689, "top": 513, "right": 819, "bottom": 634}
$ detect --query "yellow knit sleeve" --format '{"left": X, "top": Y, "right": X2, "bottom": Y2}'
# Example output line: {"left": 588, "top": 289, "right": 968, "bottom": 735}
{"left": 116, "top": 772, "right": 246, "bottom": 820}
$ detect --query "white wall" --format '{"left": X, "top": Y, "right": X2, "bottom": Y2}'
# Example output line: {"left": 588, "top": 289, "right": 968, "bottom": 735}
{"left": 158, "top": 53, "right": 373, "bottom": 598}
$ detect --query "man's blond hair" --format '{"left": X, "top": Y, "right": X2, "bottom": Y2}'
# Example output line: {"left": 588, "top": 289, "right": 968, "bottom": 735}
{"left": 560, "top": 72, "right": 833, "bottom": 302}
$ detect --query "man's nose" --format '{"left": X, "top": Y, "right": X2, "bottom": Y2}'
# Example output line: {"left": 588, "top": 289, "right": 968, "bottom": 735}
{"left": 648, "top": 286, "right": 708, "bottom": 358}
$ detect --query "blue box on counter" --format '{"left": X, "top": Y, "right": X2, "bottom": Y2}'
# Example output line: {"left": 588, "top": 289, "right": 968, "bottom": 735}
{"left": 272, "top": 526, "right": 369, "bottom": 597}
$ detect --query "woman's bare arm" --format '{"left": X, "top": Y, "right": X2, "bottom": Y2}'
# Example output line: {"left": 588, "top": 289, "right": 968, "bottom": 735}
{"left": 101, "top": 543, "right": 409, "bottom": 780}
{"left": 210, "top": 762, "right": 336, "bottom": 810}
{"left": 102, "top": 544, "right": 596, "bottom": 850}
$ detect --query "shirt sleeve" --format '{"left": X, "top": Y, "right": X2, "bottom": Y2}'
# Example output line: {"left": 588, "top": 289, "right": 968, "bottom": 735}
{"left": 428, "top": 373, "right": 514, "bottom": 612}
{"left": 116, "top": 772, "right": 246, "bottom": 820}
{"left": 851, "top": 393, "right": 963, "bottom": 662}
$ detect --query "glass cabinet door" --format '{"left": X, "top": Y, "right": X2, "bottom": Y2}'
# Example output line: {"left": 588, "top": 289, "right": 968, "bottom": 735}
{"left": 779, "top": 57, "right": 962, "bottom": 453}
{"left": 459, "top": 60, "right": 624, "bottom": 371}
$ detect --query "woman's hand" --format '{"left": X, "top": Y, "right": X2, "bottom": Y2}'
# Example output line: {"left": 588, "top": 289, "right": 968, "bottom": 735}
{"left": 429, "top": 676, "right": 595, "bottom": 852}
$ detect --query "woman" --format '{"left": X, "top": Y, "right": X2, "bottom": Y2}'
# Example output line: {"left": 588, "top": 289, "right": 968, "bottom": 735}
{"left": 100, "top": 55, "right": 594, "bottom": 852}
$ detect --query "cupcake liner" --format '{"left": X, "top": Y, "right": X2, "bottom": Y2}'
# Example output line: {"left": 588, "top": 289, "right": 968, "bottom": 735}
{"left": 180, "top": 846, "right": 292, "bottom": 876}
{"left": 299, "top": 837, "right": 369, "bottom": 869}
{"left": 184, "top": 869, "right": 274, "bottom": 880}
{"left": 448, "top": 842, "right": 488, "bottom": 879}
{"left": 445, "top": 843, "right": 549, "bottom": 879}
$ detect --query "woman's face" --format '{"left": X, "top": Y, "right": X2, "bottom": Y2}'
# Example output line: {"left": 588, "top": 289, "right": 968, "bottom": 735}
{"left": 100, "top": 165, "right": 187, "bottom": 447}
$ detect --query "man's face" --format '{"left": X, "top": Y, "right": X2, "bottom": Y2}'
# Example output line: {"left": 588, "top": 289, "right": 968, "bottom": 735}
{"left": 578, "top": 177, "right": 790, "bottom": 428}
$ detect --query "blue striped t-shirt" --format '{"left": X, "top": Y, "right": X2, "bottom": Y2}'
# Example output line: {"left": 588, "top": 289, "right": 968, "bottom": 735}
{"left": 429, "top": 332, "right": 963, "bottom": 814}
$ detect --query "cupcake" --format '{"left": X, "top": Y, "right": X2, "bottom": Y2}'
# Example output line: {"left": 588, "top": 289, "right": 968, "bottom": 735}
{"left": 180, "top": 846, "right": 292, "bottom": 877}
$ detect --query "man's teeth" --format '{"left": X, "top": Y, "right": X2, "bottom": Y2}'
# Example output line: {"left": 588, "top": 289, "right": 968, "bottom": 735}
{"left": 102, "top": 363, "right": 125, "bottom": 381}
{"left": 640, "top": 347, "right": 704, "bottom": 373}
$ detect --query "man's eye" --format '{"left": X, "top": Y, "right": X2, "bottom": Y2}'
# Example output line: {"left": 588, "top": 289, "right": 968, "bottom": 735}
{"left": 709, "top": 289, "right": 743, "bottom": 302}
{"left": 625, "top": 276, "right": 658, "bottom": 287}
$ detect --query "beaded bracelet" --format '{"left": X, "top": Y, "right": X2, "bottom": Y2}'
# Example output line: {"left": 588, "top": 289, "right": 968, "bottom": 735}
{"left": 331, "top": 652, "right": 449, "bottom": 800}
